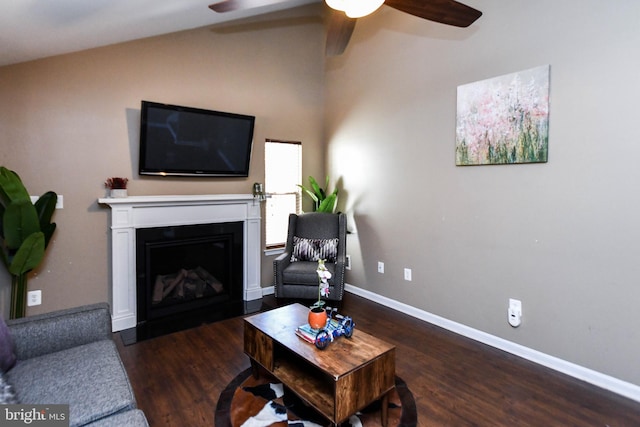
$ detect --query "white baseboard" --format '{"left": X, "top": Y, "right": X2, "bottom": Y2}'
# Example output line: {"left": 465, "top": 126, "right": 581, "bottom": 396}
{"left": 342, "top": 283, "right": 640, "bottom": 403}
{"left": 262, "top": 286, "right": 275, "bottom": 295}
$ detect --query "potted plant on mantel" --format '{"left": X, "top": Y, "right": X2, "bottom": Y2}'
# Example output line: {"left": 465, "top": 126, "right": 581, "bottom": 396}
{"left": 0, "top": 167, "right": 57, "bottom": 319}
{"left": 105, "top": 177, "right": 128, "bottom": 198}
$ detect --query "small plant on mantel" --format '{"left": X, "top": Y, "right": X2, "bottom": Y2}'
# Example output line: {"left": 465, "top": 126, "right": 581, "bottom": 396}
{"left": 104, "top": 177, "right": 128, "bottom": 190}
{"left": 105, "top": 177, "right": 129, "bottom": 198}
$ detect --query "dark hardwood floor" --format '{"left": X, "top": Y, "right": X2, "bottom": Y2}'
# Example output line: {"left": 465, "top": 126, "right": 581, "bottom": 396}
{"left": 115, "top": 294, "right": 640, "bottom": 426}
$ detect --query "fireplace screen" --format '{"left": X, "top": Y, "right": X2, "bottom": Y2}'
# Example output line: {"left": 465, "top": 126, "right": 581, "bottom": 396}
{"left": 136, "top": 222, "right": 243, "bottom": 322}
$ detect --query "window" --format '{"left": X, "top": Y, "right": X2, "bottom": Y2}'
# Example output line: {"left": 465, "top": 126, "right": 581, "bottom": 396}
{"left": 265, "top": 140, "right": 302, "bottom": 248}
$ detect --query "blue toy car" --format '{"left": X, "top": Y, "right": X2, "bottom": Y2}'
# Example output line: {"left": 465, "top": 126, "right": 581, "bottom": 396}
{"left": 314, "top": 310, "right": 355, "bottom": 350}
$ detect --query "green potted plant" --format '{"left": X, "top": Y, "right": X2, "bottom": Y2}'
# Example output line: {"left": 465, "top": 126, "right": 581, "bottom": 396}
{"left": 298, "top": 176, "right": 338, "bottom": 213}
{"left": 0, "top": 167, "right": 57, "bottom": 318}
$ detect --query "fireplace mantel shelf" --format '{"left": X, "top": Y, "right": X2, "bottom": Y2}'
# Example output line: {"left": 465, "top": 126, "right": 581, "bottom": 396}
{"left": 99, "top": 194, "right": 262, "bottom": 331}
{"left": 99, "top": 193, "right": 256, "bottom": 206}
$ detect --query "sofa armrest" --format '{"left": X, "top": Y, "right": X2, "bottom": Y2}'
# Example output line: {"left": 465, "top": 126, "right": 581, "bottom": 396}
{"left": 7, "top": 303, "right": 112, "bottom": 360}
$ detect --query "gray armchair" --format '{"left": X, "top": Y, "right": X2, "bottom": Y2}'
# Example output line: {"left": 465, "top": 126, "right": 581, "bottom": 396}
{"left": 274, "top": 212, "right": 347, "bottom": 303}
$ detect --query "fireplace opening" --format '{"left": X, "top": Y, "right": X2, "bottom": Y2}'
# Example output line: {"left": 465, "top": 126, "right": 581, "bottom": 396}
{"left": 136, "top": 222, "right": 243, "bottom": 323}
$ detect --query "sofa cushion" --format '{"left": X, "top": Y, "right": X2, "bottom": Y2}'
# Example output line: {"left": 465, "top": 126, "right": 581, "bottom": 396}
{"left": 290, "top": 237, "right": 338, "bottom": 263}
{"left": 0, "top": 316, "right": 16, "bottom": 373}
{"left": 6, "top": 340, "right": 137, "bottom": 427}
{"left": 8, "top": 303, "right": 111, "bottom": 361}
{"left": 283, "top": 260, "right": 336, "bottom": 284}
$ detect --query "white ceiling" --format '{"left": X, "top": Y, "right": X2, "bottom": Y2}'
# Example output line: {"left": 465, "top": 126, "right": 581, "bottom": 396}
{"left": 0, "top": 0, "right": 319, "bottom": 67}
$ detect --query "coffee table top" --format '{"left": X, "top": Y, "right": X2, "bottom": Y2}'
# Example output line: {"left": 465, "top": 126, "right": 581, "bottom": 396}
{"left": 244, "top": 303, "right": 395, "bottom": 379}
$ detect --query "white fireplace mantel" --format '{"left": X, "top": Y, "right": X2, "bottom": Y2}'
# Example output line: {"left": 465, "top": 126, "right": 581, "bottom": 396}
{"left": 98, "top": 194, "right": 262, "bottom": 332}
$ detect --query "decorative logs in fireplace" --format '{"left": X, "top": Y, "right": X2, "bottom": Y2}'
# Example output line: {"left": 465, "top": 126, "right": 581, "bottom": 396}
{"left": 152, "top": 266, "right": 224, "bottom": 305}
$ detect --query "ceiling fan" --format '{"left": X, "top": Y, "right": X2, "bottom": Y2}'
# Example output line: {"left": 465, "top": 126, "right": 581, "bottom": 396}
{"left": 208, "top": 0, "right": 482, "bottom": 56}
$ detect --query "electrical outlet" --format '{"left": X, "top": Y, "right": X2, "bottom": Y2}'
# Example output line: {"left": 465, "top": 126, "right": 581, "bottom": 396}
{"left": 345, "top": 255, "right": 351, "bottom": 270}
{"left": 377, "top": 261, "right": 384, "bottom": 274}
{"left": 404, "top": 268, "right": 412, "bottom": 281}
{"left": 27, "top": 290, "right": 42, "bottom": 306}
{"left": 508, "top": 298, "right": 522, "bottom": 327}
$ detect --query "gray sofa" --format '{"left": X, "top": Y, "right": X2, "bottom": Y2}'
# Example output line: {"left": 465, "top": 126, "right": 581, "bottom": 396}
{"left": 4, "top": 303, "right": 148, "bottom": 427}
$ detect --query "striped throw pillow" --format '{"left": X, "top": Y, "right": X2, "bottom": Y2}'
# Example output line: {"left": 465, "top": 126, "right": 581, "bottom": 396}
{"left": 290, "top": 237, "right": 338, "bottom": 263}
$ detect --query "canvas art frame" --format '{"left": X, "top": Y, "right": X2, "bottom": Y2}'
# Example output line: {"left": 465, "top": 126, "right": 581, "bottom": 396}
{"left": 456, "top": 65, "right": 550, "bottom": 166}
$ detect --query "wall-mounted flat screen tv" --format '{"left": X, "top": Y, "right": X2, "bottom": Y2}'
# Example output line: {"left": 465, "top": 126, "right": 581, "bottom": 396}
{"left": 139, "top": 101, "right": 255, "bottom": 177}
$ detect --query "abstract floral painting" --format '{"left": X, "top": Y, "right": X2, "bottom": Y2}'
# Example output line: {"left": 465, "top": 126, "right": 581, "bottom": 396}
{"left": 456, "top": 65, "right": 550, "bottom": 166}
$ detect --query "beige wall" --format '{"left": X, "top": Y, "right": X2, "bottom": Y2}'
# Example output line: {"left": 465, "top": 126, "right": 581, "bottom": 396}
{"left": 325, "top": 0, "right": 640, "bottom": 385}
{"left": 0, "top": 7, "right": 326, "bottom": 316}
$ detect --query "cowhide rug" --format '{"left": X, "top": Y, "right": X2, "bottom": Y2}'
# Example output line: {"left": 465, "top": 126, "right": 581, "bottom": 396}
{"left": 215, "top": 368, "right": 417, "bottom": 427}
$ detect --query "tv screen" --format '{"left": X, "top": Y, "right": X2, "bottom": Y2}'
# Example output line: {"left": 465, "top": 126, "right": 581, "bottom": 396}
{"left": 139, "top": 101, "right": 255, "bottom": 177}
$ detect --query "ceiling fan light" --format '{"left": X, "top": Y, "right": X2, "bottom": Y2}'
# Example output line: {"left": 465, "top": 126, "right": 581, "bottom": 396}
{"left": 344, "top": 0, "right": 385, "bottom": 18}
{"left": 325, "top": 0, "right": 346, "bottom": 12}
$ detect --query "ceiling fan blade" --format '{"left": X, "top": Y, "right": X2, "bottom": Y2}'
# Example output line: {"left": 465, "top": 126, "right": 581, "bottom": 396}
{"left": 209, "top": 0, "right": 291, "bottom": 13}
{"left": 384, "top": 0, "right": 482, "bottom": 27}
{"left": 326, "top": 10, "right": 357, "bottom": 56}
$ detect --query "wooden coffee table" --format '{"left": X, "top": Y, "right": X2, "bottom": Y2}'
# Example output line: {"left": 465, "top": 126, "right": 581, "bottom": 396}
{"left": 244, "top": 303, "right": 396, "bottom": 426}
